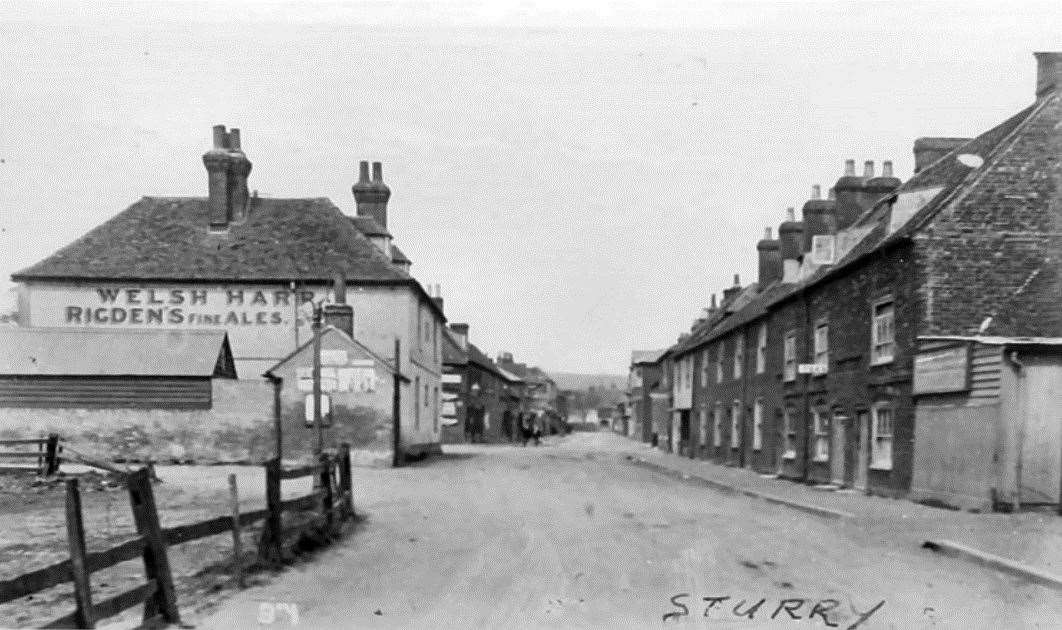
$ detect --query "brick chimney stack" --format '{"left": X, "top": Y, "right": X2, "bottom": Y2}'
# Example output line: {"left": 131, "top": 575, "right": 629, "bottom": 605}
{"left": 323, "top": 272, "right": 354, "bottom": 338}
{"left": 832, "top": 159, "right": 865, "bottom": 230}
{"left": 721, "top": 274, "right": 742, "bottom": 305}
{"left": 863, "top": 159, "right": 902, "bottom": 206}
{"left": 351, "top": 161, "right": 392, "bottom": 228}
{"left": 801, "top": 184, "right": 836, "bottom": 254}
{"left": 912, "top": 137, "right": 971, "bottom": 173}
{"left": 204, "top": 125, "right": 232, "bottom": 230}
{"left": 756, "top": 226, "right": 781, "bottom": 287}
{"left": 778, "top": 207, "right": 804, "bottom": 283}
{"left": 1035, "top": 51, "right": 1062, "bottom": 97}
{"left": 226, "top": 128, "right": 252, "bottom": 222}
{"left": 448, "top": 323, "right": 469, "bottom": 350}
{"left": 352, "top": 160, "right": 392, "bottom": 228}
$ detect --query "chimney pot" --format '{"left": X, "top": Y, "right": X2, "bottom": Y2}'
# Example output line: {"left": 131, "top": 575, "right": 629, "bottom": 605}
{"left": 811, "top": 184, "right": 821, "bottom": 200}
{"left": 828, "top": 188, "right": 836, "bottom": 200}
{"left": 844, "top": 159, "right": 856, "bottom": 176}
{"left": 863, "top": 160, "right": 875, "bottom": 178}
{"left": 764, "top": 227, "right": 772, "bottom": 240}
{"left": 212, "top": 125, "right": 227, "bottom": 149}
{"left": 372, "top": 161, "right": 383, "bottom": 182}
{"left": 882, "top": 160, "right": 893, "bottom": 177}
{"left": 229, "top": 128, "right": 242, "bottom": 150}
{"left": 358, "top": 161, "right": 370, "bottom": 183}
{"left": 733, "top": 274, "right": 740, "bottom": 286}
{"left": 710, "top": 294, "right": 717, "bottom": 309}
{"left": 785, "top": 207, "right": 796, "bottom": 222}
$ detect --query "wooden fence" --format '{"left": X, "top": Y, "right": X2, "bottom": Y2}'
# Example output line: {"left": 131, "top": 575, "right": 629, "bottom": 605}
{"left": 0, "top": 443, "right": 354, "bottom": 629}
{"left": 0, "top": 434, "right": 61, "bottom": 476}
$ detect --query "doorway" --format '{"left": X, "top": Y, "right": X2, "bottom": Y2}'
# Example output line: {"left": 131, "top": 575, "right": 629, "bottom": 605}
{"left": 855, "top": 411, "right": 870, "bottom": 491}
{"left": 831, "top": 411, "right": 847, "bottom": 486}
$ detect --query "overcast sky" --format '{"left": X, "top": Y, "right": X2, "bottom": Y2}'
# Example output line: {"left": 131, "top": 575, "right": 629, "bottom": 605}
{"left": 1, "top": 1, "right": 1060, "bottom": 374}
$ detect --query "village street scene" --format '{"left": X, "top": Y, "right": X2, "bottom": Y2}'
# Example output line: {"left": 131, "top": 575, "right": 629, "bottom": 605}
{"left": 1, "top": 2, "right": 1062, "bottom": 629}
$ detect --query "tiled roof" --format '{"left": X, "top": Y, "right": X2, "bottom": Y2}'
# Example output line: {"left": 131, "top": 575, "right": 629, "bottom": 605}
{"left": 0, "top": 328, "right": 234, "bottom": 377}
{"left": 631, "top": 349, "right": 668, "bottom": 365}
{"left": 13, "top": 196, "right": 410, "bottom": 284}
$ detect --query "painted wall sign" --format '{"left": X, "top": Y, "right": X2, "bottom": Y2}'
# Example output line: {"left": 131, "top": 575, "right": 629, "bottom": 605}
{"left": 913, "top": 344, "right": 970, "bottom": 395}
{"left": 24, "top": 283, "right": 344, "bottom": 363}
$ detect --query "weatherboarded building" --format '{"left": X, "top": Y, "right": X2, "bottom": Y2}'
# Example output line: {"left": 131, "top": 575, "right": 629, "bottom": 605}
{"left": 8, "top": 125, "right": 446, "bottom": 462}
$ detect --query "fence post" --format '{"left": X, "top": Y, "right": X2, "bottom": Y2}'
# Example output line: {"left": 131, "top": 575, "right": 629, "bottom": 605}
{"left": 259, "top": 458, "right": 283, "bottom": 562}
{"left": 319, "top": 452, "right": 334, "bottom": 534}
{"left": 127, "top": 467, "right": 180, "bottom": 625}
{"left": 66, "top": 478, "right": 96, "bottom": 628}
{"left": 45, "top": 434, "right": 60, "bottom": 476}
{"left": 339, "top": 442, "right": 353, "bottom": 519}
{"left": 228, "top": 474, "right": 245, "bottom": 588}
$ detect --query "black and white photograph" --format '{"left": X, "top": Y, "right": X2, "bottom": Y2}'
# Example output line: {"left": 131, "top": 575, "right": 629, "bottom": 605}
{"left": 0, "top": 1, "right": 1061, "bottom": 628}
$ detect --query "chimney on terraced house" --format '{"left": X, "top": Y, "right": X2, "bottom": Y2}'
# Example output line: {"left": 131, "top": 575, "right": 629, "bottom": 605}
{"left": 778, "top": 207, "right": 804, "bottom": 283}
{"left": 1035, "top": 51, "right": 1062, "bottom": 97}
{"left": 801, "top": 184, "right": 836, "bottom": 254}
{"left": 757, "top": 227, "right": 781, "bottom": 287}
{"left": 913, "top": 138, "right": 970, "bottom": 173}
{"left": 449, "top": 323, "right": 469, "bottom": 350}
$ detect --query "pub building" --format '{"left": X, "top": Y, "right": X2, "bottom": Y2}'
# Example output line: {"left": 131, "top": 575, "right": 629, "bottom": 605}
{"left": 7, "top": 125, "right": 445, "bottom": 462}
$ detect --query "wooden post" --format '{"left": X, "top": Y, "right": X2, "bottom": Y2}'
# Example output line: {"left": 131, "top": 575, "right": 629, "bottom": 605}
{"left": 272, "top": 375, "right": 284, "bottom": 461}
{"left": 66, "top": 478, "right": 96, "bottom": 628}
{"left": 260, "top": 458, "right": 283, "bottom": 562}
{"left": 319, "top": 452, "right": 334, "bottom": 534}
{"left": 45, "top": 433, "right": 60, "bottom": 476}
{"left": 228, "top": 474, "right": 244, "bottom": 588}
{"left": 339, "top": 442, "right": 353, "bottom": 519}
{"left": 126, "top": 467, "right": 180, "bottom": 625}
{"left": 392, "top": 338, "right": 403, "bottom": 468}
{"left": 37, "top": 436, "right": 44, "bottom": 477}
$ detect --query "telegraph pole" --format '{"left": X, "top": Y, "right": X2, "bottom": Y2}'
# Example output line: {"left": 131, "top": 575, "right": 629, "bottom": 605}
{"left": 312, "top": 301, "right": 324, "bottom": 456}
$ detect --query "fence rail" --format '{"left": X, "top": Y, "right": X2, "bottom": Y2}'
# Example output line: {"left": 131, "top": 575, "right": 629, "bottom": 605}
{"left": 0, "top": 434, "right": 61, "bottom": 476}
{"left": 0, "top": 443, "right": 355, "bottom": 629}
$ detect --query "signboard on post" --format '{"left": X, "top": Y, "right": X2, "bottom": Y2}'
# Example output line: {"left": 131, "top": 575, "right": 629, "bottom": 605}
{"left": 797, "top": 363, "right": 828, "bottom": 376}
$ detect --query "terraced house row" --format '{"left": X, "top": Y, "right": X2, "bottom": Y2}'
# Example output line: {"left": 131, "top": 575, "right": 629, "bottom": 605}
{"left": 628, "top": 52, "right": 1062, "bottom": 511}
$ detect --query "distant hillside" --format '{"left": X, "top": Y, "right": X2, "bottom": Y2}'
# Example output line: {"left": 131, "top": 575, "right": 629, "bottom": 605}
{"left": 549, "top": 372, "right": 627, "bottom": 392}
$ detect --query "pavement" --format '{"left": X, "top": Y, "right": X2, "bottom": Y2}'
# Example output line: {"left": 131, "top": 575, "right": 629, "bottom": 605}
{"left": 185, "top": 431, "right": 1062, "bottom": 629}
{"left": 621, "top": 435, "right": 1062, "bottom": 582}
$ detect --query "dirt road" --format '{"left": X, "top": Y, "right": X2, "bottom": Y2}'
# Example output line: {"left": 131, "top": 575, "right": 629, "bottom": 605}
{"left": 189, "top": 432, "right": 1062, "bottom": 629}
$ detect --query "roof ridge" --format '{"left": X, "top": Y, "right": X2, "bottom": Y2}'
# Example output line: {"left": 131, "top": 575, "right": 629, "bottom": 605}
{"left": 907, "top": 93, "right": 1057, "bottom": 235}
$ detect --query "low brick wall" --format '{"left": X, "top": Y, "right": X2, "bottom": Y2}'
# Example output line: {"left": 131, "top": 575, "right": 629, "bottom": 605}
{"left": 0, "top": 378, "right": 396, "bottom": 466}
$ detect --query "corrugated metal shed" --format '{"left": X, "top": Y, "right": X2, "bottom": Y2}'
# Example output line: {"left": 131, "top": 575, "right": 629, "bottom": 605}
{"left": 0, "top": 328, "right": 236, "bottom": 377}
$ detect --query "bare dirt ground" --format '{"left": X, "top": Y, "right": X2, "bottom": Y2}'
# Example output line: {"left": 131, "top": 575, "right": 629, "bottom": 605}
{"left": 0, "top": 465, "right": 313, "bottom": 628}
{"left": 187, "top": 432, "right": 1062, "bottom": 630}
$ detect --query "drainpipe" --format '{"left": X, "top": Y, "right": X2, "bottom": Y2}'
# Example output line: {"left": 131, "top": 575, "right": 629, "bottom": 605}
{"left": 1005, "top": 348, "right": 1026, "bottom": 512}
